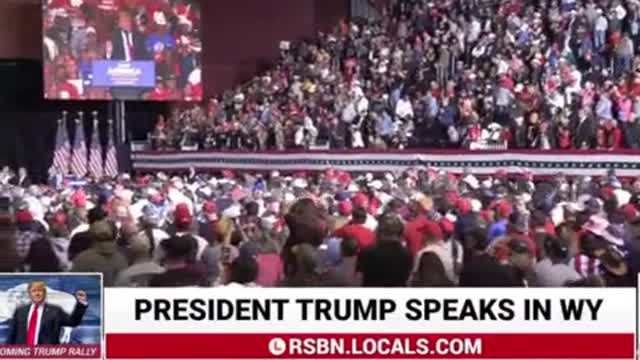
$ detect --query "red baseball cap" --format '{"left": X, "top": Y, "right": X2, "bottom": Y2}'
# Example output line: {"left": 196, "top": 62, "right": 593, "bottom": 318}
{"left": 174, "top": 203, "right": 192, "bottom": 226}
{"left": 352, "top": 193, "right": 369, "bottom": 209}
{"left": 495, "top": 200, "right": 513, "bottom": 218}
{"left": 440, "top": 219, "right": 455, "bottom": 236}
{"left": 457, "top": 198, "right": 472, "bottom": 214}
{"left": 338, "top": 200, "right": 353, "bottom": 216}
{"left": 15, "top": 210, "right": 33, "bottom": 224}
{"left": 202, "top": 200, "right": 217, "bottom": 214}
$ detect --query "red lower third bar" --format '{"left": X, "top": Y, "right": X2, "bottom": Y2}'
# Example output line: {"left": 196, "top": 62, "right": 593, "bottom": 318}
{"left": 106, "top": 333, "right": 635, "bottom": 359}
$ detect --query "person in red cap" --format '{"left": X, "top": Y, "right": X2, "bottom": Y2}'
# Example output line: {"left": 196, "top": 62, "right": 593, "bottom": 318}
{"left": 197, "top": 200, "right": 218, "bottom": 244}
{"left": 15, "top": 209, "right": 41, "bottom": 263}
{"left": 333, "top": 207, "right": 375, "bottom": 251}
{"left": 163, "top": 203, "right": 208, "bottom": 265}
{"left": 404, "top": 196, "right": 433, "bottom": 258}
{"left": 412, "top": 220, "right": 457, "bottom": 284}
{"left": 351, "top": 193, "right": 378, "bottom": 230}
{"left": 488, "top": 200, "right": 513, "bottom": 243}
{"left": 332, "top": 200, "right": 353, "bottom": 231}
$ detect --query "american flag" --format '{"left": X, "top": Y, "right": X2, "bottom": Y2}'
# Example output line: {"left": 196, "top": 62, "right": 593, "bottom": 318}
{"left": 48, "top": 117, "right": 70, "bottom": 177}
{"left": 104, "top": 120, "right": 118, "bottom": 177}
{"left": 88, "top": 120, "right": 103, "bottom": 178}
{"left": 70, "top": 118, "right": 88, "bottom": 177}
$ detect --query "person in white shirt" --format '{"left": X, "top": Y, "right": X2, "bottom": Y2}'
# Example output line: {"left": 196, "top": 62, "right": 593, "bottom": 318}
{"left": 395, "top": 94, "right": 414, "bottom": 121}
{"left": 534, "top": 235, "right": 581, "bottom": 287}
{"left": 594, "top": 10, "right": 608, "bottom": 50}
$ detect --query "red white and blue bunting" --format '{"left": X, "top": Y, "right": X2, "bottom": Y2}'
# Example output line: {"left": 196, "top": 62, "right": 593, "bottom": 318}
{"left": 132, "top": 149, "right": 640, "bottom": 177}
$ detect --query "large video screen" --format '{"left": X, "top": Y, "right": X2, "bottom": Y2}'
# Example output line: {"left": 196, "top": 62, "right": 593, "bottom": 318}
{"left": 42, "top": 0, "right": 202, "bottom": 101}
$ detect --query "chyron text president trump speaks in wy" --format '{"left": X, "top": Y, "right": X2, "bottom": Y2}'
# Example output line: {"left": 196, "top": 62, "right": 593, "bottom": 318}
{"left": 7, "top": 281, "right": 88, "bottom": 345}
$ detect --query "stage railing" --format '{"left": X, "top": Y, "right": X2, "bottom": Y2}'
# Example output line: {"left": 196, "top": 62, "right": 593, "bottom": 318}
{"left": 131, "top": 148, "right": 640, "bottom": 176}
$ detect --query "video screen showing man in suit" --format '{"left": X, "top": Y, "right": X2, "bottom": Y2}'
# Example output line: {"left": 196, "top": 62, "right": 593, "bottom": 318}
{"left": 110, "top": 11, "right": 149, "bottom": 62}
{"left": 42, "top": 0, "right": 203, "bottom": 101}
{"left": 7, "top": 281, "right": 88, "bottom": 345}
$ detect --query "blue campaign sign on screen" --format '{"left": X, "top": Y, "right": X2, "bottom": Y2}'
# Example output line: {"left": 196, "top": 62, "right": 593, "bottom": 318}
{"left": 91, "top": 61, "right": 156, "bottom": 88}
{"left": 0, "top": 274, "right": 102, "bottom": 345}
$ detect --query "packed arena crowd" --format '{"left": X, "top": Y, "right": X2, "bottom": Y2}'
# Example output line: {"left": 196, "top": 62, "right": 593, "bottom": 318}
{"left": 0, "top": 165, "right": 635, "bottom": 288}
{"left": 9, "top": 0, "right": 640, "bottom": 290}
{"left": 152, "top": 0, "right": 640, "bottom": 150}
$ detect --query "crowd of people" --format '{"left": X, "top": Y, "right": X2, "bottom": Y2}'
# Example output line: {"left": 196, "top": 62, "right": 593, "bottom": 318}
{"left": 152, "top": 0, "right": 640, "bottom": 151}
{"left": 16, "top": 0, "right": 640, "bottom": 289}
{"left": 0, "top": 165, "right": 636, "bottom": 288}
{"left": 43, "top": 0, "right": 202, "bottom": 101}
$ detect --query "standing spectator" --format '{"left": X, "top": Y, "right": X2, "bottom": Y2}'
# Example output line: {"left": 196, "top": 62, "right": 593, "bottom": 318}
{"left": 224, "top": 255, "right": 259, "bottom": 287}
{"left": 68, "top": 207, "right": 107, "bottom": 261}
{"left": 115, "top": 232, "right": 165, "bottom": 287}
{"left": 247, "top": 228, "right": 283, "bottom": 287}
{"left": 281, "top": 243, "right": 342, "bottom": 287}
{"left": 71, "top": 220, "right": 128, "bottom": 286}
{"left": 162, "top": 203, "right": 208, "bottom": 263}
{"left": 200, "top": 218, "right": 239, "bottom": 285}
{"left": 149, "top": 235, "right": 208, "bottom": 287}
{"left": 534, "top": 235, "right": 581, "bottom": 286}
{"left": 411, "top": 252, "right": 454, "bottom": 287}
{"left": 459, "top": 228, "right": 522, "bottom": 287}
{"left": 333, "top": 207, "right": 375, "bottom": 251}
{"left": 358, "top": 239, "right": 412, "bottom": 287}
{"left": 404, "top": 196, "right": 433, "bottom": 257}
{"left": 412, "top": 220, "right": 457, "bottom": 284}
{"left": 15, "top": 209, "right": 42, "bottom": 263}
{"left": 327, "top": 235, "right": 361, "bottom": 286}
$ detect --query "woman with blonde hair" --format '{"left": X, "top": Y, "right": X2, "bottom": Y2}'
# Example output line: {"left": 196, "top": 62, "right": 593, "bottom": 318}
{"left": 201, "top": 217, "right": 239, "bottom": 285}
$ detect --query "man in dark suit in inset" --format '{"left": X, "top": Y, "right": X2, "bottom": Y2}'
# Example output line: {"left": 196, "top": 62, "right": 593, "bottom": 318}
{"left": 109, "top": 10, "right": 148, "bottom": 61}
{"left": 7, "top": 281, "right": 88, "bottom": 345}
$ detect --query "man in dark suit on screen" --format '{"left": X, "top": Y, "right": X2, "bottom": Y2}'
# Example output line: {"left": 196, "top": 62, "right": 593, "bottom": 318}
{"left": 7, "top": 281, "right": 88, "bottom": 345}
{"left": 109, "top": 10, "right": 148, "bottom": 61}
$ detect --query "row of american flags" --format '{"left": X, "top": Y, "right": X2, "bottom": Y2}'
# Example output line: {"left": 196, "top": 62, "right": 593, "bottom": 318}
{"left": 48, "top": 115, "right": 119, "bottom": 178}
